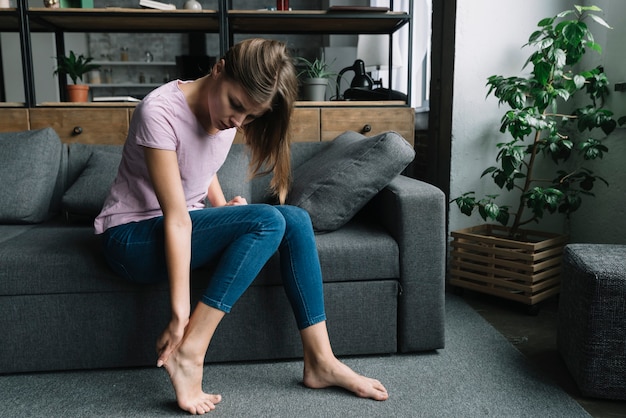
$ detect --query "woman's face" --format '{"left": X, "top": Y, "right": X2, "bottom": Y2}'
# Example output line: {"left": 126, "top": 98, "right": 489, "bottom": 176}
{"left": 208, "top": 60, "right": 272, "bottom": 131}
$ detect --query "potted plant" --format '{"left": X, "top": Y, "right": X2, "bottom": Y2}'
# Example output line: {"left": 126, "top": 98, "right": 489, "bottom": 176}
{"left": 54, "top": 50, "right": 100, "bottom": 102}
{"left": 297, "top": 56, "right": 336, "bottom": 101}
{"left": 449, "top": 5, "right": 624, "bottom": 310}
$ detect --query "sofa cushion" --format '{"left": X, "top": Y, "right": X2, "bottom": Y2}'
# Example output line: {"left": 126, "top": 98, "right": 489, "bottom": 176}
{"left": 249, "top": 142, "right": 333, "bottom": 204}
{"left": 0, "top": 220, "right": 165, "bottom": 297}
{"left": 0, "top": 218, "right": 398, "bottom": 297}
{"left": 0, "top": 128, "right": 62, "bottom": 224}
{"left": 252, "top": 220, "right": 399, "bottom": 287}
{"left": 62, "top": 149, "right": 122, "bottom": 221}
{"left": 286, "top": 131, "right": 415, "bottom": 232}
{"left": 216, "top": 144, "right": 253, "bottom": 203}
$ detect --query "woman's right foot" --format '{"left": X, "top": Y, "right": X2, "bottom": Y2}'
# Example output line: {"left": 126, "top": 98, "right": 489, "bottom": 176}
{"left": 161, "top": 348, "right": 222, "bottom": 415}
{"left": 303, "top": 355, "right": 389, "bottom": 401}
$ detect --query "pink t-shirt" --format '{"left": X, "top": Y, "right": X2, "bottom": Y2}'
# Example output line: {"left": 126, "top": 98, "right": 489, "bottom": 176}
{"left": 94, "top": 80, "right": 237, "bottom": 234}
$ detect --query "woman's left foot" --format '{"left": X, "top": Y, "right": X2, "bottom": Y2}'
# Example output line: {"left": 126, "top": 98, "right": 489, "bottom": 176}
{"left": 302, "top": 357, "right": 388, "bottom": 401}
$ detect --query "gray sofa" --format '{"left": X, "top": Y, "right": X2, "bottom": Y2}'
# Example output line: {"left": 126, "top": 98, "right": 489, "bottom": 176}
{"left": 558, "top": 244, "right": 626, "bottom": 400}
{"left": 0, "top": 128, "right": 446, "bottom": 374}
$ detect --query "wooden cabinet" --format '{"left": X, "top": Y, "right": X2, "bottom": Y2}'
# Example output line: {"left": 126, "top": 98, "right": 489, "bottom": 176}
{"left": 321, "top": 107, "right": 414, "bottom": 145}
{"left": 288, "top": 108, "right": 321, "bottom": 143}
{"left": 3, "top": 104, "right": 413, "bottom": 145}
{"left": 0, "top": 108, "right": 29, "bottom": 132}
{"left": 29, "top": 108, "right": 129, "bottom": 145}
{"left": 233, "top": 107, "right": 320, "bottom": 144}
{"left": 233, "top": 105, "right": 413, "bottom": 145}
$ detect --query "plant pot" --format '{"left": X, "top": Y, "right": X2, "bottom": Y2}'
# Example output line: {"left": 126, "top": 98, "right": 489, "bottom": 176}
{"left": 300, "top": 77, "right": 328, "bottom": 101}
{"left": 66, "top": 84, "right": 89, "bottom": 102}
{"left": 449, "top": 224, "right": 568, "bottom": 307}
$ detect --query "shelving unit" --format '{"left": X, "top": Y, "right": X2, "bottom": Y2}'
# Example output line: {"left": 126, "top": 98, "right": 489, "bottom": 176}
{"left": 87, "top": 61, "right": 177, "bottom": 98}
{"left": 91, "top": 61, "right": 176, "bottom": 66}
{"left": 89, "top": 83, "right": 161, "bottom": 90}
{"left": 2, "top": 1, "right": 413, "bottom": 107}
{"left": 27, "top": 7, "right": 220, "bottom": 32}
{"left": 226, "top": 10, "right": 409, "bottom": 34}
{"left": 0, "top": 8, "right": 19, "bottom": 32}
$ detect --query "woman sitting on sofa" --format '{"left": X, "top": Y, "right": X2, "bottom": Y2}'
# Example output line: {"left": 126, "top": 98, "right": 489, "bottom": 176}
{"left": 94, "top": 38, "right": 388, "bottom": 415}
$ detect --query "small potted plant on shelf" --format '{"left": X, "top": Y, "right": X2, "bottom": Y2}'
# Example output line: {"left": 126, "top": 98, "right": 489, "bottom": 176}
{"left": 54, "top": 50, "right": 100, "bottom": 102}
{"left": 449, "top": 5, "right": 624, "bottom": 311}
{"left": 296, "top": 56, "right": 336, "bottom": 101}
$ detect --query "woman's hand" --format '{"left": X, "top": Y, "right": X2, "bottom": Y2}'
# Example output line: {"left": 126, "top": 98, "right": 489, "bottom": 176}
{"left": 156, "top": 316, "right": 189, "bottom": 367}
{"left": 225, "top": 195, "right": 247, "bottom": 206}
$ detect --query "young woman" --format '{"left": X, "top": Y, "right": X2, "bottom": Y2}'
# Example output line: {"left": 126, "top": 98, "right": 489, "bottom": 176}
{"left": 94, "top": 38, "right": 388, "bottom": 415}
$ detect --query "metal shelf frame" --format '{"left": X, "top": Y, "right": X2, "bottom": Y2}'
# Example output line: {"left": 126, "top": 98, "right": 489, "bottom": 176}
{"left": 8, "top": 0, "right": 412, "bottom": 107}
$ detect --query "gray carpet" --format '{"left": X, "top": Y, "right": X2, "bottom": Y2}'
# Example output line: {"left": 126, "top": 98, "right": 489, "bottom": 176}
{"left": 0, "top": 294, "right": 589, "bottom": 417}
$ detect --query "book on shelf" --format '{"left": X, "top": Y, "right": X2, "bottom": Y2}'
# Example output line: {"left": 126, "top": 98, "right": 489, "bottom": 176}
{"left": 139, "top": 0, "right": 176, "bottom": 10}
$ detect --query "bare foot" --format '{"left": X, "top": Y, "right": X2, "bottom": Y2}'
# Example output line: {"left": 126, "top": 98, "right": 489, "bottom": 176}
{"left": 161, "top": 348, "right": 222, "bottom": 414}
{"left": 303, "top": 357, "right": 389, "bottom": 401}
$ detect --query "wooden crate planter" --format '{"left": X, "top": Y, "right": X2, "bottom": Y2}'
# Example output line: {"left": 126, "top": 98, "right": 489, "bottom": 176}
{"left": 450, "top": 224, "right": 568, "bottom": 306}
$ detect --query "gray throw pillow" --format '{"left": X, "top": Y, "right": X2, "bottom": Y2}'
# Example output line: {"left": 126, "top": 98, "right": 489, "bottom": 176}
{"left": 0, "top": 128, "right": 62, "bottom": 224}
{"left": 287, "top": 130, "right": 415, "bottom": 232}
{"left": 61, "top": 150, "right": 121, "bottom": 221}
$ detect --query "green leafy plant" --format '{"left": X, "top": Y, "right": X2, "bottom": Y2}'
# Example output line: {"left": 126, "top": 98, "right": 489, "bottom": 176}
{"left": 451, "top": 5, "right": 625, "bottom": 237}
{"left": 296, "top": 57, "right": 336, "bottom": 79}
{"left": 53, "top": 50, "right": 100, "bottom": 84}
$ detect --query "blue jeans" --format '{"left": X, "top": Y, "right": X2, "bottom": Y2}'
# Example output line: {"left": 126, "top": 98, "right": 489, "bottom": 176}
{"left": 100, "top": 204, "right": 326, "bottom": 329}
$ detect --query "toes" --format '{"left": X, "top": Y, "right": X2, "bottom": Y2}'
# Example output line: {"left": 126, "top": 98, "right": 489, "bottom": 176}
{"left": 375, "top": 389, "right": 389, "bottom": 401}
{"left": 353, "top": 378, "right": 388, "bottom": 401}
{"left": 368, "top": 378, "right": 388, "bottom": 394}
{"left": 201, "top": 401, "right": 215, "bottom": 412}
{"left": 373, "top": 387, "right": 389, "bottom": 401}
{"left": 191, "top": 403, "right": 211, "bottom": 415}
{"left": 195, "top": 394, "right": 221, "bottom": 414}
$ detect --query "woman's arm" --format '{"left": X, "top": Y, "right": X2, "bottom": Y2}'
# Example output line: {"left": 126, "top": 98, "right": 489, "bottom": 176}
{"left": 207, "top": 175, "right": 227, "bottom": 207}
{"left": 207, "top": 175, "right": 247, "bottom": 207}
{"left": 143, "top": 146, "right": 192, "bottom": 365}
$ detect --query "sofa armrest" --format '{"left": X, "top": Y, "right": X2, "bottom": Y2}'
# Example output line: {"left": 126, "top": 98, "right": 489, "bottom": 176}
{"left": 369, "top": 175, "right": 446, "bottom": 352}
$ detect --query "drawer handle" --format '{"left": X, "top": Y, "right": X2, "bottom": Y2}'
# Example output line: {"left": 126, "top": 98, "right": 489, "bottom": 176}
{"left": 361, "top": 124, "right": 372, "bottom": 134}
{"left": 72, "top": 126, "right": 83, "bottom": 136}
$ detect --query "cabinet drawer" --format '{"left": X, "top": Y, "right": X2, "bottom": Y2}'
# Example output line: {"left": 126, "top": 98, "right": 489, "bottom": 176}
{"left": 289, "top": 108, "right": 321, "bottom": 142}
{"left": 29, "top": 108, "right": 129, "bottom": 145}
{"left": 320, "top": 107, "right": 414, "bottom": 145}
{"left": 0, "top": 108, "right": 29, "bottom": 133}
{"left": 234, "top": 107, "right": 320, "bottom": 144}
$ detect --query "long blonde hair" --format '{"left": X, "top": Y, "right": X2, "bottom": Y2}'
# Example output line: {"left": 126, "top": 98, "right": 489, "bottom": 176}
{"left": 222, "top": 38, "right": 298, "bottom": 204}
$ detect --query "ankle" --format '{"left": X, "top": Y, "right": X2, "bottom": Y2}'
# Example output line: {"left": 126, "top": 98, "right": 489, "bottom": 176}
{"left": 304, "top": 351, "right": 339, "bottom": 373}
{"left": 174, "top": 341, "right": 206, "bottom": 366}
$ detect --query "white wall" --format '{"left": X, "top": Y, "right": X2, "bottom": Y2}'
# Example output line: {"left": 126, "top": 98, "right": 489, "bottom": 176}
{"left": 1, "top": 33, "right": 59, "bottom": 103}
{"left": 450, "top": 0, "right": 626, "bottom": 244}
{"left": 567, "top": 0, "right": 626, "bottom": 244}
{"left": 1, "top": 32, "right": 88, "bottom": 103}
